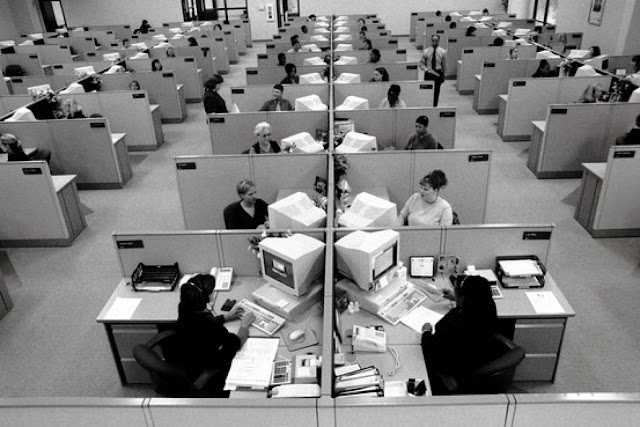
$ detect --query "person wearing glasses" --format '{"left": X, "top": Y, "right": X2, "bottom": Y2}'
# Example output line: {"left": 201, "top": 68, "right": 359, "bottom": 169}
{"left": 396, "top": 170, "right": 453, "bottom": 226}
{"left": 244, "top": 121, "right": 281, "bottom": 154}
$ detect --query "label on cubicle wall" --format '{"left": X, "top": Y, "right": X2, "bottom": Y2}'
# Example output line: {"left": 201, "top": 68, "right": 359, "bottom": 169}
{"left": 184, "top": 58, "right": 195, "bottom": 62}
{"left": 85, "top": 37, "right": 93, "bottom": 41}
{"left": 60, "top": 45, "right": 68, "bottom": 49}
{"left": 397, "top": 49, "right": 406, "bottom": 54}
{"left": 449, "top": 39, "right": 457, "bottom": 43}
{"left": 29, "top": 54, "right": 38, "bottom": 59}
{"left": 209, "top": 117, "right": 225, "bottom": 123}
{"left": 274, "top": 35, "right": 281, "bottom": 39}
{"left": 116, "top": 240, "right": 144, "bottom": 249}
{"left": 162, "top": 73, "right": 174, "bottom": 78}
{"left": 132, "top": 93, "right": 146, "bottom": 99}
{"left": 53, "top": 65, "right": 63, "bottom": 69}
{"left": 572, "top": 33, "right": 581, "bottom": 38}
{"left": 483, "top": 63, "right": 496, "bottom": 68}
{"left": 436, "top": 30, "right": 444, "bottom": 34}
{"left": 231, "top": 88, "right": 245, "bottom": 94}
{"left": 406, "top": 64, "right": 417, "bottom": 69}
{"left": 267, "top": 44, "right": 275, "bottom": 49}
{"left": 389, "top": 40, "right": 398, "bottom": 44}
{"left": 22, "top": 167, "right": 42, "bottom": 175}
{"left": 463, "top": 49, "right": 474, "bottom": 54}
{"left": 124, "top": 25, "right": 130, "bottom": 29}
{"left": 90, "top": 122, "right": 106, "bottom": 128}
{"left": 468, "top": 154, "right": 489, "bottom": 162}
{"left": 257, "top": 54, "right": 268, "bottom": 59}
{"left": 550, "top": 108, "right": 568, "bottom": 114}
{"left": 613, "top": 151, "right": 635, "bottom": 159}
{"left": 522, "top": 231, "right": 551, "bottom": 240}
{"left": 87, "top": 53, "right": 96, "bottom": 57}
{"left": 420, "top": 84, "right": 434, "bottom": 89}
{"left": 176, "top": 162, "right": 197, "bottom": 170}
{"left": 247, "top": 69, "right": 258, "bottom": 75}
{"left": 440, "top": 111, "right": 455, "bottom": 117}
{"left": 11, "top": 78, "right": 23, "bottom": 83}
{"left": 426, "top": 23, "right": 433, "bottom": 27}
{"left": 512, "top": 81, "right": 526, "bottom": 87}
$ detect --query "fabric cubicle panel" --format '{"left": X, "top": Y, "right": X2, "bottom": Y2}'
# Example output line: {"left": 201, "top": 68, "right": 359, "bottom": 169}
{"left": 395, "top": 107, "right": 456, "bottom": 149}
{"left": 6, "top": 75, "right": 74, "bottom": 95}
{"left": 457, "top": 46, "right": 511, "bottom": 93}
{"left": 57, "top": 93, "right": 101, "bottom": 117}
{"left": 252, "top": 153, "right": 329, "bottom": 202}
{"left": 128, "top": 58, "right": 203, "bottom": 101}
{"left": 413, "top": 150, "right": 491, "bottom": 225}
{"left": 557, "top": 76, "right": 612, "bottom": 104}
{"left": 604, "top": 102, "right": 640, "bottom": 145}
{"left": 0, "top": 95, "right": 33, "bottom": 116}
{"left": 334, "top": 109, "right": 394, "bottom": 148}
{"left": 333, "top": 81, "right": 435, "bottom": 109}
{"left": 0, "top": 53, "right": 45, "bottom": 76}
{"left": 99, "top": 73, "right": 135, "bottom": 92}
{"left": 0, "top": 162, "right": 68, "bottom": 241}
{"left": 134, "top": 71, "right": 184, "bottom": 121}
{"left": 267, "top": 110, "right": 328, "bottom": 145}
{"left": 245, "top": 65, "right": 326, "bottom": 85}
{"left": 50, "top": 61, "right": 111, "bottom": 76}
{"left": 473, "top": 60, "right": 531, "bottom": 113}
{"left": 334, "top": 63, "right": 420, "bottom": 82}
{"left": 98, "top": 90, "right": 159, "bottom": 150}
{"left": 230, "top": 84, "right": 329, "bottom": 113}
{"left": 257, "top": 49, "right": 406, "bottom": 67}
{"left": 0, "top": 120, "right": 55, "bottom": 157}
{"left": 500, "top": 77, "right": 560, "bottom": 139}
{"left": 14, "top": 45, "right": 75, "bottom": 66}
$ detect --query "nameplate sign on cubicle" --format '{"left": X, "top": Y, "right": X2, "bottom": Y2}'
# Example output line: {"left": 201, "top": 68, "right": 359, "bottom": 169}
{"left": 468, "top": 154, "right": 489, "bottom": 162}
{"left": 116, "top": 240, "right": 145, "bottom": 249}
{"left": 209, "top": 117, "right": 225, "bottom": 123}
{"left": 464, "top": 49, "right": 474, "bottom": 54}
{"left": 550, "top": 108, "right": 568, "bottom": 114}
{"left": 440, "top": 111, "right": 455, "bottom": 117}
{"left": 483, "top": 63, "right": 496, "bottom": 68}
{"left": 132, "top": 93, "right": 145, "bottom": 99}
{"left": 22, "top": 167, "right": 42, "bottom": 175}
{"left": 420, "top": 84, "right": 433, "bottom": 89}
{"left": 449, "top": 39, "right": 457, "bottom": 43}
{"left": 90, "top": 122, "right": 106, "bottom": 128}
{"left": 513, "top": 81, "right": 526, "bottom": 87}
{"left": 53, "top": 65, "right": 63, "bottom": 69}
{"left": 162, "top": 73, "right": 174, "bottom": 78}
{"left": 184, "top": 58, "right": 195, "bottom": 62}
{"left": 176, "top": 162, "right": 197, "bottom": 170}
{"left": 613, "top": 151, "right": 635, "bottom": 159}
{"left": 232, "top": 88, "right": 244, "bottom": 94}
{"left": 522, "top": 231, "right": 552, "bottom": 240}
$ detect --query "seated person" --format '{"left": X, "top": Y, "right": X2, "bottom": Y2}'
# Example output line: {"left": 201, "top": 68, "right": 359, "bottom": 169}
{"left": 370, "top": 67, "right": 389, "bottom": 82}
{"left": 166, "top": 46, "right": 176, "bottom": 57}
{"left": 259, "top": 83, "right": 293, "bottom": 111}
{"left": 277, "top": 52, "right": 287, "bottom": 66}
{"left": 128, "top": 80, "right": 142, "bottom": 91}
{"left": 578, "top": 83, "right": 606, "bottom": 103}
{"left": 491, "top": 37, "right": 505, "bottom": 46}
{"left": 307, "top": 14, "right": 316, "bottom": 23}
{"left": 334, "top": 155, "right": 352, "bottom": 225}
{"left": 223, "top": 179, "right": 269, "bottom": 229}
{"left": 360, "top": 38, "right": 372, "bottom": 51}
{"left": 622, "top": 55, "right": 640, "bottom": 87}
{"left": 176, "top": 274, "right": 255, "bottom": 396}
{"left": 301, "top": 25, "right": 308, "bottom": 35}
{"left": 58, "top": 98, "right": 86, "bottom": 119}
{"left": 203, "top": 74, "right": 228, "bottom": 114}
{"left": 421, "top": 276, "right": 497, "bottom": 395}
{"left": 244, "top": 122, "right": 281, "bottom": 154}
{"left": 404, "top": 115, "right": 441, "bottom": 150}
{"left": 396, "top": 169, "right": 453, "bottom": 226}
{"left": 379, "top": 84, "right": 407, "bottom": 108}
{"left": 287, "top": 35, "right": 307, "bottom": 53}
{"left": 369, "top": 48, "right": 381, "bottom": 64}
{"left": 151, "top": 59, "right": 163, "bottom": 72}
{"left": 0, "top": 133, "right": 51, "bottom": 164}
{"left": 617, "top": 114, "right": 640, "bottom": 145}
{"left": 281, "top": 63, "right": 300, "bottom": 85}
{"left": 532, "top": 59, "right": 559, "bottom": 78}
{"left": 465, "top": 26, "right": 477, "bottom": 37}
{"left": 188, "top": 37, "right": 199, "bottom": 47}
{"left": 134, "top": 19, "right": 151, "bottom": 34}
{"left": 449, "top": 21, "right": 457, "bottom": 29}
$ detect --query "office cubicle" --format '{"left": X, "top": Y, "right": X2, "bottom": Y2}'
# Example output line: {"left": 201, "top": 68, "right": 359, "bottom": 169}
{"left": 0, "top": 95, "right": 32, "bottom": 116}
{"left": 334, "top": 81, "right": 435, "bottom": 108}
{"left": 125, "top": 57, "right": 204, "bottom": 102}
{"left": 256, "top": 49, "right": 407, "bottom": 67}
{"left": 5, "top": 75, "right": 75, "bottom": 95}
{"left": 228, "top": 83, "right": 329, "bottom": 112}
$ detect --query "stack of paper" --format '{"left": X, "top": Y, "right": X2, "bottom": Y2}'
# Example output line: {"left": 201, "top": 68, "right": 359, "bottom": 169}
{"left": 335, "top": 366, "right": 383, "bottom": 397}
{"left": 224, "top": 338, "right": 279, "bottom": 390}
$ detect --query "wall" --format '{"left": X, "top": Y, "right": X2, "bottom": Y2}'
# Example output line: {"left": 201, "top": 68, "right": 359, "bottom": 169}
{"left": 298, "top": 0, "right": 502, "bottom": 35}
{"left": 6, "top": 0, "right": 43, "bottom": 36}
{"left": 248, "top": 0, "right": 278, "bottom": 40}
{"left": 59, "top": 0, "right": 182, "bottom": 27}
{"left": 0, "top": 0, "right": 18, "bottom": 40}
{"left": 622, "top": 0, "right": 640, "bottom": 54}
{"left": 555, "top": 0, "right": 636, "bottom": 55}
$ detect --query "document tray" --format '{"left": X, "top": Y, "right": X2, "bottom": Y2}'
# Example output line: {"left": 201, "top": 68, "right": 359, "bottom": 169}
{"left": 131, "top": 262, "right": 180, "bottom": 292}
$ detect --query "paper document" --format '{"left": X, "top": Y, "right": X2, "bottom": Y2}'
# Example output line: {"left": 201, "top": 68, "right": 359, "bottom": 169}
{"left": 225, "top": 338, "right": 280, "bottom": 389}
{"left": 499, "top": 260, "right": 542, "bottom": 277}
{"left": 400, "top": 306, "right": 445, "bottom": 333}
{"left": 526, "top": 291, "right": 564, "bottom": 314}
{"left": 107, "top": 297, "right": 141, "bottom": 320}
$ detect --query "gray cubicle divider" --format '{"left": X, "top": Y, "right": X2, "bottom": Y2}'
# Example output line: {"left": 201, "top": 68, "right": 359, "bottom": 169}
{"left": 0, "top": 118, "right": 131, "bottom": 189}
{"left": 175, "top": 153, "right": 329, "bottom": 230}
{"left": 473, "top": 58, "right": 563, "bottom": 115}
{"left": 172, "top": 46, "right": 218, "bottom": 81}
{"left": 0, "top": 53, "right": 45, "bottom": 76}
{"left": 334, "top": 63, "right": 420, "bottom": 82}
{"left": 245, "top": 65, "right": 326, "bottom": 85}
{"left": 341, "top": 150, "right": 490, "bottom": 224}
{"left": 509, "top": 393, "right": 640, "bottom": 427}
{"left": 0, "top": 95, "right": 32, "bottom": 116}
{"left": 257, "top": 49, "right": 407, "bottom": 67}
{"left": 49, "top": 61, "right": 112, "bottom": 76}
{"left": 5, "top": 75, "right": 75, "bottom": 95}
{"left": 15, "top": 44, "right": 75, "bottom": 65}
{"left": 527, "top": 102, "right": 637, "bottom": 178}
{"left": 604, "top": 55, "right": 637, "bottom": 74}
{"left": 125, "top": 57, "right": 204, "bottom": 102}
{"left": 456, "top": 45, "right": 537, "bottom": 94}
{"left": 589, "top": 145, "right": 640, "bottom": 236}
{"left": 230, "top": 83, "right": 330, "bottom": 112}
{"left": 498, "top": 75, "right": 612, "bottom": 141}
{"left": 334, "top": 107, "right": 456, "bottom": 149}
{"left": 100, "top": 72, "right": 186, "bottom": 123}
{"left": 208, "top": 110, "right": 329, "bottom": 154}
{"left": 334, "top": 81, "right": 435, "bottom": 108}
{"left": 0, "top": 398, "right": 148, "bottom": 427}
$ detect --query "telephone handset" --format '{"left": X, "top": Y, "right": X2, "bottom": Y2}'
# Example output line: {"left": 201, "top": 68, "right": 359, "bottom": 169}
{"left": 352, "top": 325, "right": 386, "bottom": 353}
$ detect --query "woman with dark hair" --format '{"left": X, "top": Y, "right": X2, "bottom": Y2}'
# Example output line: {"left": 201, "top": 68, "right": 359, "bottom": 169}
{"left": 368, "top": 48, "right": 381, "bottom": 63}
{"left": 465, "top": 26, "right": 477, "bottom": 37}
{"left": 281, "top": 63, "right": 299, "bottom": 84}
{"left": 370, "top": 67, "right": 389, "bottom": 82}
{"left": 203, "top": 74, "right": 228, "bottom": 113}
{"left": 175, "top": 274, "right": 255, "bottom": 396}
{"left": 396, "top": 169, "right": 452, "bottom": 226}
{"left": 188, "top": 36, "right": 199, "bottom": 47}
{"left": 151, "top": 59, "right": 163, "bottom": 72}
{"left": 421, "top": 275, "right": 497, "bottom": 395}
{"left": 134, "top": 19, "right": 151, "bottom": 34}
{"left": 379, "top": 84, "right": 407, "bottom": 108}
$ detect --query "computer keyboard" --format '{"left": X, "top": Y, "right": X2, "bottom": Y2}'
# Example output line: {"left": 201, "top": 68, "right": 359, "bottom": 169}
{"left": 238, "top": 299, "right": 286, "bottom": 336}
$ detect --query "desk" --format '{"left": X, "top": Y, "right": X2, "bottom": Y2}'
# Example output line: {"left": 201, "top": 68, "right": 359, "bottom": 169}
{"left": 338, "top": 273, "right": 574, "bottom": 383}
{"left": 97, "top": 276, "right": 324, "bottom": 387}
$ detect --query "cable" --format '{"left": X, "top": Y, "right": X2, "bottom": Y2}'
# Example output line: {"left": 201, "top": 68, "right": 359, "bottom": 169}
{"left": 386, "top": 346, "right": 400, "bottom": 377}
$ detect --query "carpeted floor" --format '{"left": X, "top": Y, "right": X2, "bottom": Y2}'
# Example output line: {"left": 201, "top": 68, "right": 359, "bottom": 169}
{"left": 0, "top": 38, "right": 638, "bottom": 397}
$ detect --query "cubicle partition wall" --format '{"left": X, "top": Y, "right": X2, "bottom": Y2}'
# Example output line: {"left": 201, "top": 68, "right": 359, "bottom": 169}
{"left": 126, "top": 57, "right": 204, "bottom": 102}
{"left": 256, "top": 49, "right": 407, "bottom": 67}
{"left": 49, "top": 60, "right": 111, "bottom": 76}
{"left": 245, "top": 65, "right": 326, "bottom": 85}
{"left": 0, "top": 53, "right": 46, "bottom": 76}
{"left": 474, "top": 58, "right": 564, "bottom": 115}
{"left": 208, "top": 110, "right": 329, "bottom": 154}
{"left": 497, "top": 75, "right": 612, "bottom": 141}
{"left": 603, "top": 55, "right": 638, "bottom": 75}
{"left": 0, "top": 95, "right": 32, "bottom": 116}
{"left": 334, "top": 81, "right": 435, "bottom": 108}
{"left": 340, "top": 150, "right": 490, "bottom": 224}
{"left": 14, "top": 45, "right": 76, "bottom": 65}
{"left": 334, "top": 63, "right": 420, "bottom": 82}
{"left": 175, "top": 153, "right": 329, "bottom": 229}
{"left": 334, "top": 107, "right": 456, "bottom": 149}
{"left": 527, "top": 101, "right": 637, "bottom": 178}
{"left": 5, "top": 75, "right": 75, "bottom": 95}
{"left": 228, "top": 83, "right": 329, "bottom": 112}
{"left": 0, "top": 118, "right": 131, "bottom": 189}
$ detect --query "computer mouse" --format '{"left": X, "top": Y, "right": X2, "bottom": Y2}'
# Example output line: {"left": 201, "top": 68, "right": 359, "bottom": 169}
{"left": 288, "top": 329, "right": 305, "bottom": 341}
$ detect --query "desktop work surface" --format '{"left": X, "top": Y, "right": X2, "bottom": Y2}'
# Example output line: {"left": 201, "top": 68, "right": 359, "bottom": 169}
{"left": 97, "top": 276, "right": 323, "bottom": 386}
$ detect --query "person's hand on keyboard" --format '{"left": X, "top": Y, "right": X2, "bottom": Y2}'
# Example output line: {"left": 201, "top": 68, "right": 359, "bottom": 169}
{"left": 224, "top": 306, "right": 244, "bottom": 322}
{"left": 241, "top": 311, "right": 256, "bottom": 328}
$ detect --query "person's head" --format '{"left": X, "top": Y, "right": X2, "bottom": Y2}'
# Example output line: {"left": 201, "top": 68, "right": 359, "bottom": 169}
{"left": 360, "top": 25, "right": 368, "bottom": 33}
{"left": 166, "top": 46, "right": 176, "bottom": 57}
{"left": 415, "top": 115, "right": 429, "bottom": 135}
{"left": 0, "top": 133, "right": 20, "bottom": 153}
{"left": 178, "top": 274, "right": 215, "bottom": 317}
{"left": 213, "top": 23, "right": 223, "bottom": 31}
{"left": 465, "top": 26, "right": 477, "bottom": 37}
{"left": 455, "top": 275, "right": 497, "bottom": 326}
{"left": 449, "top": 21, "right": 457, "bottom": 29}
{"left": 272, "top": 83, "right": 284, "bottom": 99}
{"left": 357, "top": 18, "right": 365, "bottom": 26}
{"left": 204, "top": 74, "right": 223, "bottom": 92}
{"left": 323, "top": 54, "right": 332, "bottom": 65}
{"left": 141, "top": 19, "right": 149, "bottom": 26}
{"left": 128, "top": 80, "right": 141, "bottom": 90}
{"left": 632, "top": 55, "right": 640, "bottom": 72}
{"left": 509, "top": 47, "right": 519, "bottom": 60}
{"left": 236, "top": 179, "right": 257, "bottom": 205}
{"left": 387, "top": 84, "right": 401, "bottom": 106}
{"left": 359, "top": 31, "right": 367, "bottom": 41}
{"left": 301, "top": 25, "right": 308, "bottom": 34}
{"left": 538, "top": 59, "right": 551, "bottom": 73}
{"left": 418, "top": 169, "right": 447, "bottom": 203}
{"left": 277, "top": 52, "right": 287, "bottom": 66}
{"left": 151, "top": 59, "right": 162, "bottom": 71}
{"left": 62, "top": 97, "right": 80, "bottom": 115}
{"left": 492, "top": 37, "right": 505, "bottom": 46}
{"left": 188, "top": 36, "right": 198, "bottom": 46}
{"left": 583, "top": 83, "right": 605, "bottom": 102}
{"left": 444, "top": 15, "right": 452, "bottom": 22}
{"left": 308, "top": 14, "right": 316, "bottom": 22}
{"left": 284, "top": 63, "right": 297, "bottom": 77}
{"left": 589, "top": 45, "right": 601, "bottom": 58}
{"left": 254, "top": 121, "right": 272, "bottom": 145}
{"left": 290, "top": 35, "right": 300, "bottom": 50}
{"left": 372, "top": 67, "right": 389, "bottom": 82}
{"left": 482, "top": 8, "right": 490, "bottom": 16}
{"left": 435, "top": 10, "right": 442, "bottom": 17}
{"left": 369, "top": 48, "right": 381, "bottom": 63}
{"left": 363, "top": 38, "right": 372, "bottom": 50}
{"left": 431, "top": 34, "right": 440, "bottom": 47}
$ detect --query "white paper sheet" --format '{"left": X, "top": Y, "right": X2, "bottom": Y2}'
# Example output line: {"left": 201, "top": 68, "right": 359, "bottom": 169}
{"left": 107, "top": 297, "right": 141, "bottom": 320}
{"left": 400, "top": 306, "right": 444, "bottom": 334}
{"left": 225, "top": 338, "right": 280, "bottom": 389}
{"left": 526, "top": 291, "right": 565, "bottom": 314}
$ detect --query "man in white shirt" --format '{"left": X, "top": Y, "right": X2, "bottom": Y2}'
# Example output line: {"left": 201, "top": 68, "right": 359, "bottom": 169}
{"left": 419, "top": 34, "right": 447, "bottom": 106}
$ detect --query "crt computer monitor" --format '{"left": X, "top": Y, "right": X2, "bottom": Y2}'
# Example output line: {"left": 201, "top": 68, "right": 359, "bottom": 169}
{"left": 259, "top": 233, "right": 325, "bottom": 297}
{"left": 335, "top": 229, "right": 400, "bottom": 292}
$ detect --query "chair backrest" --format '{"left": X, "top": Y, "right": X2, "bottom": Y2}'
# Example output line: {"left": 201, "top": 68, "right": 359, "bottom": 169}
{"left": 467, "top": 334, "right": 525, "bottom": 393}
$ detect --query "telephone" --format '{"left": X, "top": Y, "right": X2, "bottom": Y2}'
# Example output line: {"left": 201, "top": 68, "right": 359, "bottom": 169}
{"left": 436, "top": 255, "right": 461, "bottom": 277}
{"left": 352, "top": 325, "right": 386, "bottom": 353}
{"left": 212, "top": 267, "right": 234, "bottom": 291}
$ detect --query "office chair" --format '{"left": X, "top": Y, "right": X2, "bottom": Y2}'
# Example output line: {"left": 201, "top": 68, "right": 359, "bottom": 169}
{"left": 452, "top": 211, "right": 460, "bottom": 225}
{"left": 437, "top": 334, "right": 525, "bottom": 394}
{"left": 133, "top": 330, "right": 225, "bottom": 397}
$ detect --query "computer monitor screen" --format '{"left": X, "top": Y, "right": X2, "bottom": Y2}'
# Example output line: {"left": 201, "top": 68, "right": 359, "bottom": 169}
{"left": 373, "top": 243, "right": 397, "bottom": 280}
{"left": 263, "top": 251, "right": 295, "bottom": 290}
